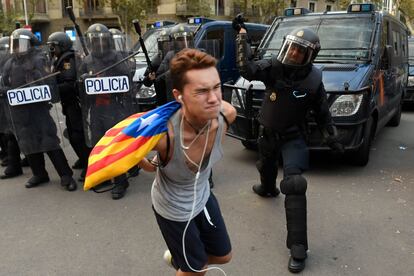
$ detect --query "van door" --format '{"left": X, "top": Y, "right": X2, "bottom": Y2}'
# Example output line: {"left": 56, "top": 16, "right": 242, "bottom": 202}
{"left": 385, "top": 21, "right": 404, "bottom": 114}
{"left": 374, "top": 19, "right": 391, "bottom": 127}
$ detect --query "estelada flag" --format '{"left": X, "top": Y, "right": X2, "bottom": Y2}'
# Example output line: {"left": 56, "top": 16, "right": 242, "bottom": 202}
{"left": 84, "top": 101, "right": 181, "bottom": 191}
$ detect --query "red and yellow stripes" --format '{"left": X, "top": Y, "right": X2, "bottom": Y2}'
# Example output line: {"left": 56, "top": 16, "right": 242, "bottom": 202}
{"left": 83, "top": 112, "right": 149, "bottom": 191}
{"left": 84, "top": 133, "right": 164, "bottom": 190}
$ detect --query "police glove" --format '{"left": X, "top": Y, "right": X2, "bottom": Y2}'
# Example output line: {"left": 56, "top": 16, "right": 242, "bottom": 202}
{"left": 232, "top": 13, "right": 246, "bottom": 32}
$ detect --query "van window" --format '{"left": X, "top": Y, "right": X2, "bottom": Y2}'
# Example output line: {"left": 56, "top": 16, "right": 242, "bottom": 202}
{"left": 262, "top": 17, "right": 374, "bottom": 61}
{"left": 392, "top": 30, "right": 399, "bottom": 56}
{"left": 401, "top": 33, "right": 406, "bottom": 57}
{"left": 409, "top": 39, "right": 414, "bottom": 62}
{"left": 203, "top": 29, "right": 224, "bottom": 58}
{"left": 249, "top": 29, "right": 266, "bottom": 47}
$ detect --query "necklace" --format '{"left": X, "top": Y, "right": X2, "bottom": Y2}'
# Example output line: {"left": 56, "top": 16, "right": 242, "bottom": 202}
{"left": 184, "top": 116, "right": 207, "bottom": 134}
{"left": 180, "top": 115, "right": 211, "bottom": 151}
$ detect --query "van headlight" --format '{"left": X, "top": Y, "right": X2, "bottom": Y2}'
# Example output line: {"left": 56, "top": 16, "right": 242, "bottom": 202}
{"left": 231, "top": 89, "right": 245, "bottom": 108}
{"left": 329, "top": 94, "right": 363, "bottom": 117}
{"left": 408, "top": 76, "right": 414, "bottom": 87}
{"left": 136, "top": 85, "right": 156, "bottom": 99}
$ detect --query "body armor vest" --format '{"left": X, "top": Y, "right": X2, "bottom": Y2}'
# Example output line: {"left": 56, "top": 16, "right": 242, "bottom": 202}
{"left": 258, "top": 61, "right": 322, "bottom": 132}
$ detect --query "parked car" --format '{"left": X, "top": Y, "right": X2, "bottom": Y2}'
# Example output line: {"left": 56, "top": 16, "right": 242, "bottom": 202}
{"left": 223, "top": 3, "right": 409, "bottom": 166}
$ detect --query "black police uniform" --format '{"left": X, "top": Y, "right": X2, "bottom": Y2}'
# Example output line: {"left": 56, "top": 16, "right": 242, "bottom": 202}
{"left": 236, "top": 27, "right": 339, "bottom": 272}
{"left": 48, "top": 34, "right": 91, "bottom": 174}
{"left": 152, "top": 50, "right": 175, "bottom": 105}
{"left": 79, "top": 24, "right": 135, "bottom": 199}
{"left": 1, "top": 29, "right": 76, "bottom": 191}
{"left": 4, "top": 49, "right": 76, "bottom": 191}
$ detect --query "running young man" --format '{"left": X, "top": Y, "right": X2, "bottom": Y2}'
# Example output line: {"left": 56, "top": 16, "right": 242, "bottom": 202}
{"left": 139, "top": 48, "right": 236, "bottom": 275}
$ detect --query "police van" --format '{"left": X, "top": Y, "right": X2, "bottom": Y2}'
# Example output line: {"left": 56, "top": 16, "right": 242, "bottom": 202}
{"left": 133, "top": 17, "right": 268, "bottom": 109}
{"left": 224, "top": 3, "right": 409, "bottom": 166}
{"left": 404, "top": 36, "right": 414, "bottom": 104}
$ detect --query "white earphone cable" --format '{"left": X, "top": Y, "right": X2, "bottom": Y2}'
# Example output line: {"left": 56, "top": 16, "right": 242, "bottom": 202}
{"left": 179, "top": 114, "right": 227, "bottom": 276}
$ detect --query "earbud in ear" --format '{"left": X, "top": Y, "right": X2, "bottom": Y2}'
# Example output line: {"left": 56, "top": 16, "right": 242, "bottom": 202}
{"left": 178, "top": 95, "right": 183, "bottom": 102}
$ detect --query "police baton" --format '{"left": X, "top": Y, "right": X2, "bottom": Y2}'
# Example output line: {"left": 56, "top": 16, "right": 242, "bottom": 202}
{"left": 15, "top": 71, "right": 61, "bottom": 89}
{"left": 66, "top": 6, "right": 89, "bottom": 56}
{"left": 86, "top": 50, "right": 141, "bottom": 77}
{"left": 132, "top": 19, "right": 153, "bottom": 72}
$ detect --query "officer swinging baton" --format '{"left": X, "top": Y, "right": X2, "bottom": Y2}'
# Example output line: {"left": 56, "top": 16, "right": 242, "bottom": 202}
{"left": 66, "top": 6, "right": 89, "bottom": 56}
{"left": 132, "top": 19, "right": 153, "bottom": 72}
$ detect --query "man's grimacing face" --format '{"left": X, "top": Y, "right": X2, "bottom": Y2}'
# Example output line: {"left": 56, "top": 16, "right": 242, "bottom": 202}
{"left": 179, "top": 66, "right": 222, "bottom": 122}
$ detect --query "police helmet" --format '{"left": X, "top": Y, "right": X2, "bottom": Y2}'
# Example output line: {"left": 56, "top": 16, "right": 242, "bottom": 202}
{"left": 47, "top": 32, "right": 73, "bottom": 57}
{"left": 109, "top": 28, "right": 127, "bottom": 52}
{"left": 0, "top": 36, "right": 10, "bottom": 53}
{"left": 157, "top": 28, "right": 172, "bottom": 58}
{"left": 171, "top": 24, "right": 194, "bottom": 52}
{"left": 10, "top": 28, "right": 39, "bottom": 55}
{"left": 277, "top": 28, "right": 320, "bottom": 67}
{"left": 85, "top": 23, "right": 113, "bottom": 56}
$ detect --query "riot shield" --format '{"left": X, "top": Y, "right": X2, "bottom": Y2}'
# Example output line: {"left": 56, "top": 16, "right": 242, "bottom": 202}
{"left": 77, "top": 44, "right": 136, "bottom": 148}
{"left": 1, "top": 49, "right": 65, "bottom": 155}
{"left": 0, "top": 50, "right": 11, "bottom": 134}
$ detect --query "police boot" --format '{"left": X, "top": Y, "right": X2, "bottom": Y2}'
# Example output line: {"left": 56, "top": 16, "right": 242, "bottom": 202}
{"left": 288, "top": 244, "right": 307, "bottom": 273}
{"left": 252, "top": 184, "right": 280, "bottom": 197}
{"left": 25, "top": 175, "right": 50, "bottom": 188}
{"left": 0, "top": 165, "right": 23, "bottom": 179}
{"left": 61, "top": 175, "right": 77, "bottom": 191}
{"left": 111, "top": 179, "right": 129, "bottom": 200}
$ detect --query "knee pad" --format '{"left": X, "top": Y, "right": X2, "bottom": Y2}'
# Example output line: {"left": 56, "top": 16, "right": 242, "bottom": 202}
{"left": 280, "top": 175, "right": 307, "bottom": 195}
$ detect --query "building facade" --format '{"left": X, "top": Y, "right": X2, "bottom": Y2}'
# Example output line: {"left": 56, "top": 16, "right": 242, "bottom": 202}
{"left": 1, "top": 0, "right": 120, "bottom": 42}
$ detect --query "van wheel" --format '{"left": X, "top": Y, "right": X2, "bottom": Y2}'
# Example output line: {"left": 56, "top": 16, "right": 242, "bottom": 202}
{"left": 241, "top": 140, "right": 258, "bottom": 151}
{"left": 387, "top": 97, "right": 402, "bottom": 127}
{"left": 349, "top": 116, "right": 374, "bottom": 166}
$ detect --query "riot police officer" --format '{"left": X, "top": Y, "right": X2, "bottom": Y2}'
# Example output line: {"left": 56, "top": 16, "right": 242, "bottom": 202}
{"left": 234, "top": 18, "right": 344, "bottom": 273}
{"left": 108, "top": 28, "right": 128, "bottom": 53}
{"left": 142, "top": 28, "right": 173, "bottom": 96}
{"left": 47, "top": 32, "right": 90, "bottom": 180}
{"left": 0, "top": 36, "right": 21, "bottom": 178}
{"left": 79, "top": 23, "right": 135, "bottom": 200}
{"left": 0, "top": 36, "right": 10, "bottom": 160}
{"left": 1, "top": 28, "right": 77, "bottom": 191}
{"left": 145, "top": 24, "right": 195, "bottom": 105}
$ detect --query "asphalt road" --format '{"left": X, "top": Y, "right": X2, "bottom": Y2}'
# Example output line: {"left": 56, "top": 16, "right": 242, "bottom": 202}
{"left": 1, "top": 111, "right": 413, "bottom": 276}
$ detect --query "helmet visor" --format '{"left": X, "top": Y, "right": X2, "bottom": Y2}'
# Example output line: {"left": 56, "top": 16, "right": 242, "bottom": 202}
{"left": 86, "top": 33, "right": 112, "bottom": 55}
{"left": 112, "top": 34, "right": 126, "bottom": 52}
{"left": 10, "top": 36, "right": 31, "bottom": 54}
{"left": 277, "top": 35, "right": 315, "bottom": 66}
{"left": 173, "top": 35, "right": 194, "bottom": 52}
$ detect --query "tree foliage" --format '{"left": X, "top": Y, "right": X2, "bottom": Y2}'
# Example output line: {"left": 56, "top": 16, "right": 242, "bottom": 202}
{"left": 233, "top": 0, "right": 286, "bottom": 24}
{"left": 106, "top": 0, "right": 152, "bottom": 33}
